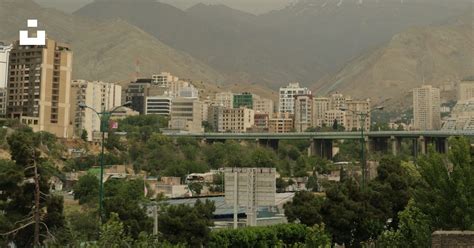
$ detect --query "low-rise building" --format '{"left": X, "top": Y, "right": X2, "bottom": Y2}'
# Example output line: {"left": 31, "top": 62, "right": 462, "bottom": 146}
{"left": 221, "top": 107, "right": 254, "bottom": 133}
{"left": 145, "top": 96, "right": 172, "bottom": 115}
{"left": 169, "top": 97, "right": 203, "bottom": 133}
{"left": 269, "top": 112, "right": 293, "bottom": 133}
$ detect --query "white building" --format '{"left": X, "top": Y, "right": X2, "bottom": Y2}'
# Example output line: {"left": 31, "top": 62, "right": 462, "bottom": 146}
{"left": 0, "top": 43, "right": 12, "bottom": 89}
{"left": 70, "top": 80, "right": 122, "bottom": 141}
{"left": 145, "top": 96, "right": 172, "bottom": 115}
{"left": 279, "top": 82, "right": 311, "bottom": 114}
{"left": 413, "top": 85, "right": 441, "bottom": 130}
{"left": 179, "top": 85, "right": 199, "bottom": 98}
{"left": 442, "top": 99, "right": 474, "bottom": 131}
{"left": 169, "top": 97, "right": 203, "bottom": 133}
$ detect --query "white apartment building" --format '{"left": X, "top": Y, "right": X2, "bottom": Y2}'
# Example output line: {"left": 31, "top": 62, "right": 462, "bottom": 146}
{"left": 279, "top": 82, "right": 311, "bottom": 114}
{"left": 214, "top": 92, "right": 234, "bottom": 108}
{"left": 169, "top": 97, "right": 203, "bottom": 133}
{"left": 458, "top": 80, "right": 474, "bottom": 101}
{"left": 152, "top": 72, "right": 178, "bottom": 87}
{"left": 294, "top": 95, "right": 313, "bottom": 132}
{"left": 313, "top": 97, "right": 330, "bottom": 128}
{"left": 253, "top": 95, "right": 274, "bottom": 114}
{"left": 413, "top": 85, "right": 441, "bottom": 130}
{"left": 442, "top": 99, "right": 474, "bottom": 131}
{"left": 179, "top": 85, "right": 199, "bottom": 98}
{"left": 145, "top": 96, "right": 172, "bottom": 115}
{"left": 0, "top": 43, "right": 12, "bottom": 89}
{"left": 70, "top": 80, "right": 122, "bottom": 141}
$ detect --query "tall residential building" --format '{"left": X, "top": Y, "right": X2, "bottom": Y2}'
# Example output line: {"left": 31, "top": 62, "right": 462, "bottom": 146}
{"left": 442, "top": 99, "right": 474, "bottom": 131}
{"left": 0, "top": 88, "right": 7, "bottom": 117}
{"left": 207, "top": 105, "right": 224, "bottom": 132}
{"left": 7, "top": 39, "right": 73, "bottom": 138}
{"left": 145, "top": 96, "right": 172, "bottom": 115}
{"left": 70, "top": 80, "right": 122, "bottom": 141}
{"left": 344, "top": 99, "right": 371, "bottom": 131}
{"left": 253, "top": 95, "right": 274, "bottom": 114}
{"left": 214, "top": 92, "right": 234, "bottom": 108}
{"left": 294, "top": 95, "right": 313, "bottom": 132}
{"left": 458, "top": 80, "right": 474, "bottom": 101}
{"left": 233, "top": 92, "right": 253, "bottom": 109}
{"left": 313, "top": 97, "right": 330, "bottom": 128}
{"left": 413, "top": 85, "right": 441, "bottom": 130}
{"left": 0, "top": 43, "right": 12, "bottom": 89}
{"left": 152, "top": 72, "right": 178, "bottom": 87}
{"left": 169, "top": 97, "right": 203, "bottom": 133}
{"left": 279, "top": 82, "right": 311, "bottom": 114}
{"left": 269, "top": 112, "right": 294, "bottom": 133}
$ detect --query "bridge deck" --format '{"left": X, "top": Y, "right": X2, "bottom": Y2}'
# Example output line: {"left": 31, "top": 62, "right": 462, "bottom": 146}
{"left": 165, "top": 131, "right": 474, "bottom": 140}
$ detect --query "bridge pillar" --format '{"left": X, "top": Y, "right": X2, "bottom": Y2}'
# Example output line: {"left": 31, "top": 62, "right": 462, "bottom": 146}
{"left": 418, "top": 136, "right": 427, "bottom": 155}
{"left": 371, "top": 137, "right": 389, "bottom": 154}
{"left": 434, "top": 138, "right": 448, "bottom": 154}
{"left": 310, "top": 139, "right": 333, "bottom": 160}
{"left": 268, "top": 139, "right": 279, "bottom": 150}
{"left": 390, "top": 136, "right": 399, "bottom": 156}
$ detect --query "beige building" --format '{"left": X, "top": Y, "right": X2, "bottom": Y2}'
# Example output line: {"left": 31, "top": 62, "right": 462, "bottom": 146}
{"left": 269, "top": 112, "right": 293, "bottom": 133}
{"left": 70, "top": 80, "right": 122, "bottom": 141}
{"left": 220, "top": 107, "right": 254, "bottom": 133}
{"left": 279, "top": 82, "right": 311, "bottom": 114}
{"left": 344, "top": 99, "right": 371, "bottom": 131}
{"left": 253, "top": 94, "right": 274, "bottom": 114}
{"left": 0, "top": 42, "right": 12, "bottom": 89}
{"left": 152, "top": 72, "right": 178, "bottom": 87}
{"left": 169, "top": 97, "right": 203, "bottom": 133}
{"left": 7, "top": 39, "right": 73, "bottom": 138}
{"left": 413, "top": 85, "right": 441, "bottom": 130}
{"left": 458, "top": 80, "right": 474, "bottom": 101}
{"left": 329, "top": 93, "right": 346, "bottom": 111}
{"left": 214, "top": 91, "right": 234, "bottom": 108}
{"left": 324, "top": 110, "right": 346, "bottom": 129}
{"left": 313, "top": 97, "right": 330, "bottom": 128}
{"left": 294, "top": 94, "right": 313, "bottom": 132}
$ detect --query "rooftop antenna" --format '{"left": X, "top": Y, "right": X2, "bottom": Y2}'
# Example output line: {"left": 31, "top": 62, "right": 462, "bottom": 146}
{"left": 135, "top": 58, "right": 141, "bottom": 80}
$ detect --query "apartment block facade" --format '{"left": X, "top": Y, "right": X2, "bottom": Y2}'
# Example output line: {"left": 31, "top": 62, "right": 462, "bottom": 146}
{"left": 7, "top": 39, "right": 73, "bottom": 138}
{"left": 169, "top": 97, "right": 203, "bottom": 133}
{"left": 413, "top": 85, "right": 441, "bottom": 130}
{"left": 279, "top": 82, "right": 311, "bottom": 114}
{"left": 294, "top": 94, "right": 313, "bottom": 132}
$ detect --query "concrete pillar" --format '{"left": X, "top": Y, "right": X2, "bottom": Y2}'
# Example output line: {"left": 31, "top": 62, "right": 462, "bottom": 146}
{"left": 444, "top": 138, "right": 449, "bottom": 154}
{"left": 309, "top": 138, "right": 316, "bottom": 157}
{"left": 268, "top": 139, "right": 279, "bottom": 150}
{"left": 391, "top": 136, "right": 399, "bottom": 156}
{"left": 418, "top": 136, "right": 426, "bottom": 155}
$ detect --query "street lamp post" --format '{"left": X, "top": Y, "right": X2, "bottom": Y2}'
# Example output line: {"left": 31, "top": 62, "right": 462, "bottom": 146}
{"left": 79, "top": 101, "right": 132, "bottom": 222}
{"left": 340, "top": 106, "right": 383, "bottom": 189}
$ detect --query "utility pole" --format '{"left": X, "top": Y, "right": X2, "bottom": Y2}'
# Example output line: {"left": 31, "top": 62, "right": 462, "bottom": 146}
{"left": 33, "top": 157, "right": 40, "bottom": 246}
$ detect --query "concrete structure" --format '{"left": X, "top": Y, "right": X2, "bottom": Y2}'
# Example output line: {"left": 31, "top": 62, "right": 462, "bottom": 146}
{"left": 294, "top": 94, "right": 313, "bottom": 132}
{"left": 178, "top": 85, "right": 199, "bottom": 98}
{"left": 413, "top": 85, "right": 441, "bottom": 130}
{"left": 201, "top": 99, "right": 211, "bottom": 122}
{"left": 0, "top": 43, "right": 12, "bottom": 89}
{"left": 233, "top": 92, "right": 253, "bottom": 109}
{"left": 268, "top": 112, "right": 293, "bottom": 133}
{"left": 0, "top": 88, "right": 7, "bottom": 117}
{"left": 344, "top": 99, "right": 371, "bottom": 131}
{"left": 458, "top": 80, "right": 474, "bottom": 101}
{"left": 442, "top": 99, "right": 474, "bottom": 131}
{"left": 7, "top": 39, "right": 73, "bottom": 138}
{"left": 214, "top": 92, "right": 234, "bottom": 108}
{"left": 432, "top": 231, "right": 474, "bottom": 248}
{"left": 123, "top": 78, "right": 167, "bottom": 114}
{"left": 70, "top": 80, "right": 122, "bottom": 140}
{"left": 253, "top": 95, "right": 273, "bottom": 114}
{"left": 208, "top": 105, "right": 224, "bottom": 132}
{"left": 151, "top": 72, "right": 178, "bottom": 87}
{"left": 169, "top": 97, "right": 203, "bottom": 133}
{"left": 168, "top": 80, "right": 194, "bottom": 98}
{"left": 145, "top": 96, "right": 172, "bottom": 115}
{"left": 279, "top": 82, "right": 311, "bottom": 114}
{"left": 313, "top": 97, "right": 329, "bottom": 128}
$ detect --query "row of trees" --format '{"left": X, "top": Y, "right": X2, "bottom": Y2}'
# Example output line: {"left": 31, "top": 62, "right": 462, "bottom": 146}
{"left": 283, "top": 137, "right": 474, "bottom": 247}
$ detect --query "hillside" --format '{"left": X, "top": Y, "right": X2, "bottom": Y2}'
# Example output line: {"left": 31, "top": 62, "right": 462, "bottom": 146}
{"left": 75, "top": 0, "right": 470, "bottom": 88}
{"left": 313, "top": 12, "right": 474, "bottom": 110}
{"left": 0, "top": 0, "right": 226, "bottom": 84}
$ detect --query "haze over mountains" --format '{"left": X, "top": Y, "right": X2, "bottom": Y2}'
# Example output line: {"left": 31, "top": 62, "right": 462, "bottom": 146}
{"left": 3, "top": 0, "right": 473, "bottom": 109}
{"left": 74, "top": 0, "right": 470, "bottom": 89}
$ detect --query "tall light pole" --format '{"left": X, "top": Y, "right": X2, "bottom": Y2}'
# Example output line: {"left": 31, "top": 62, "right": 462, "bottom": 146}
{"left": 340, "top": 106, "right": 383, "bottom": 189}
{"left": 79, "top": 101, "right": 132, "bottom": 222}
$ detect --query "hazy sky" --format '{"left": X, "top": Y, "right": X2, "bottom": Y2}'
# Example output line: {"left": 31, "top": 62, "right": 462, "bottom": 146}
{"left": 34, "top": 0, "right": 294, "bottom": 14}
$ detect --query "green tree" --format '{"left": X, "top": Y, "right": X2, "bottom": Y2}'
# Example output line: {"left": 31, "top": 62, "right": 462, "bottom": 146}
{"left": 81, "top": 129, "right": 88, "bottom": 141}
{"left": 414, "top": 137, "right": 474, "bottom": 230}
{"left": 73, "top": 173, "right": 99, "bottom": 205}
{"left": 97, "top": 213, "right": 132, "bottom": 247}
{"left": 159, "top": 200, "right": 215, "bottom": 246}
{"left": 188, "top": 182, "right": 203, "bottom": 195}
{"left": 276, "top": 178, "right": 288, "bottom": 193}
{"left": 284, "top": 191, "right": 324, "bottom": 226}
